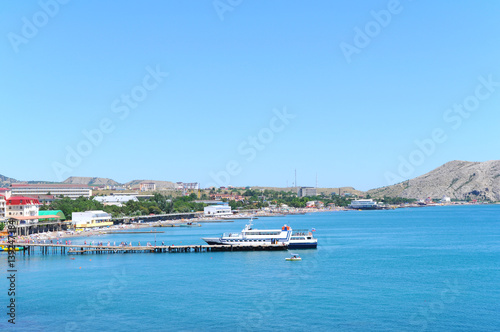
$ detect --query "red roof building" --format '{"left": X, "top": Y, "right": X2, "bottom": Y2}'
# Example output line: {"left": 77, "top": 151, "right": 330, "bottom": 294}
{"left": 6, "top": 196, "right": 40, "bottom": 224}
{"left": 7, "top": 196, "right": 40, "bottom": 206}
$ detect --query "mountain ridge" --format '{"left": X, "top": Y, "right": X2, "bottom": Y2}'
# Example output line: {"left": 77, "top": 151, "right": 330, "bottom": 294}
{"left": 367, "top": 160, "right": 500, "bottom": 201}
{"left": 63, "top": 176, "right": 121, "bottom": 186}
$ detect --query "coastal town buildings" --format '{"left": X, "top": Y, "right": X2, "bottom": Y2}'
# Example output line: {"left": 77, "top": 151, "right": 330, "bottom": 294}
{"left": 210, "top": 193, "right": 244, "bottom": 201}
{"left": 10, "top": 184, "right": 92, "bottom": 199}
{"left": 297, "top": 187, "right": 317, "bottom": 198}
{"left": 306, "top": 201, "right": 325, "bottom": 208}
{"left": 204, "top": 204, "right": 232, "bottom": 216}
{"left": 27, "top": 194, "right": 56, "bottom": 205}
{"left": 140, "top": 182, "right": 156, "bottom": 192}
{"left": 176, "top": 182, "right": 200, "bottom": 190}
{"left": 5, "top": 196, "right": 40, "bottom": 223}
{"left": 72, "top": 210, "right": 113, "bottom": 229}
{"left": 96, "top": 185, "right": 127, "bottom": 191}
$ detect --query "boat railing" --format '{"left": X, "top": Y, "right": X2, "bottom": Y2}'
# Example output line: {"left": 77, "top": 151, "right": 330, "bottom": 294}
{"left": 223, "top": 232, "right": 241, "bottom": 238}
{"left": 292, "top": 230, "right": 312, "bottom": 236}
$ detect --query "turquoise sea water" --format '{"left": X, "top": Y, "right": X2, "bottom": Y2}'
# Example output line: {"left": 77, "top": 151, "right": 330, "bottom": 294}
{"left": 2, "top": 205, "right": 500, "bottom": 331}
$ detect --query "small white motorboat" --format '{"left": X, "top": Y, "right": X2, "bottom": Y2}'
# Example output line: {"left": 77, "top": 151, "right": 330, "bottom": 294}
{"left": 285, "top": 254, "right": 302, "bottom": 261}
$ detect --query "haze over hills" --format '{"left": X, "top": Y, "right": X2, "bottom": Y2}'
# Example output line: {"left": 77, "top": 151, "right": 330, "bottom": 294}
{"left": 63, "top": 177, "right": 177, "bottom": 189}
{"left": 0, "top": 174, "right": 178, "bottom": 190}
{"left": 0, "top": 175, "right": 58, "bottom": 187}
{"left": 3, "top": 160, "right": 500, "bottom": 201}
{"left": 367, "top": 160, "right": 500, "bottom": 201}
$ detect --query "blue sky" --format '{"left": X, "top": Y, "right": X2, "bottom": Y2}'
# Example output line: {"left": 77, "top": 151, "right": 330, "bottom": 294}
{"left": 1, "top": 0, "right": 500, "bottom": 190}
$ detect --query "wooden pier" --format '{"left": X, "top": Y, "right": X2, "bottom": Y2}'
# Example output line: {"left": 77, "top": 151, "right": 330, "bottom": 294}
{"left": 7, "top": 243, "right": 288, "bottom": 255}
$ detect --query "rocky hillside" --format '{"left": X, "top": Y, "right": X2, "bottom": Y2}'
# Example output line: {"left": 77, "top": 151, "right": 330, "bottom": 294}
{"left": 63, "top": 177, "right": 121, "bottom": 186}
{"left": 367, "top": 160, "right": 500, "bottom": 201}
{"left": 0, "top": 174, "right": 18, "bottom": 187}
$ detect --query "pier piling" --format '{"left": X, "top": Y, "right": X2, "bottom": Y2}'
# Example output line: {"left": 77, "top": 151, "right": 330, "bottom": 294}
{"left": 5, "top": 243, "right": 288, "bottom": 256}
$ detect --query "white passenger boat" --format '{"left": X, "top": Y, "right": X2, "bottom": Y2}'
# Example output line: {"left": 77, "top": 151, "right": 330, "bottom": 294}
{"left": 202, "top": 219, "right": 317, "bottom": 249}
{"left": 202, "top": 220, "right": 291, "bottom": 246}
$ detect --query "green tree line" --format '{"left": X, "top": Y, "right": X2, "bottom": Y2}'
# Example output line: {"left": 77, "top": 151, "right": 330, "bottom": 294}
{"left": 39, "top": 193, "right": 206, "bottom": 219}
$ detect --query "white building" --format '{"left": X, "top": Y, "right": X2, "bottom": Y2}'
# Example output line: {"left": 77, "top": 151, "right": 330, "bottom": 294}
{"left": 440, "top": 196, "right": 451, "bottom": 203}
{"left": 0, "top": 188, "right": 12, "bottom": 199}
{"left": 297, "top": 187, "right": 317, "bottom": 198}
{"left": 204, "top": 205, "right": 232, "bottom": 216}
{"left": 0, "top": 195, "right": 6, "bottom": 220}
{"left": 306, "top": 201, "right": 316, "bottom": 208}
{"left": 140, "top": 182, "right": 156, "bottom": 192}
{"left": 177, "top": 182, "right": 200, "bottom": 190}
{"left": 94, "top": 195, "right": 138, "bottom": 207}
{"left": 11, "top": 184, "right": 92, "bottom": 199}
{"left": 72, "top": 210, "right": 113, "bottom": 229}
{"left": 349, "top": 199, "right": 379, "bottom": 210}
{"left": 6, "top": 196, "right": 40, "bottom": 224}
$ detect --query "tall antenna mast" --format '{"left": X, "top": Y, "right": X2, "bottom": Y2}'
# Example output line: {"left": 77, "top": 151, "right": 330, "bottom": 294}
{"left": 295, "top": 169, "right": 297, "bottom": 189}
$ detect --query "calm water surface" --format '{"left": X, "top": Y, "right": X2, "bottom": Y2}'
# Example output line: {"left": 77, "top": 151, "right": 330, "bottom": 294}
{"left": 2, "top": 205, "right": 500, "bottom": 331}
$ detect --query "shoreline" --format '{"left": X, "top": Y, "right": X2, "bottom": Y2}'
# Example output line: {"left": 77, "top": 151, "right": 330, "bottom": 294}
{"left": 2, "top": 203, "right": 488, "bottom": 243}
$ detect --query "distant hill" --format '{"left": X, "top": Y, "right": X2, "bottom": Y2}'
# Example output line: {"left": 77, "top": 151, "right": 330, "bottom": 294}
{"left": 0, "top": 174, "right": 19, "bottom": 187}
{"left": 125, "top": 180, "right": 176, "bottom": 190}
{"left": 367, "top": 160, "right": 500, "bottom": 201}
{"left": 63, "top": 177, "right": 121, "bottom": 186}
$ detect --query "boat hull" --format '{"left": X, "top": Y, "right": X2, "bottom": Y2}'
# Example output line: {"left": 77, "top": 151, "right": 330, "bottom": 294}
{"left": 288, "top": 242, "right": 317, "bottom": 249}
{"left": 202, "top": 238, "right": 223, "bottom": 245}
